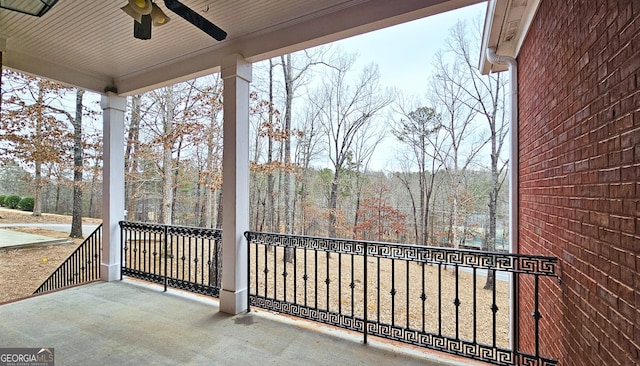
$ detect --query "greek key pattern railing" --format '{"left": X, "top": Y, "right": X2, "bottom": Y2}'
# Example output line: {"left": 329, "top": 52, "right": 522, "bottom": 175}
{"left": 245, "top": 231, "right": 558, "bottom": 366}
{"left": 120, "top": 221, "right": 222, "bottom": 297}
{"left": 33, "top": 224, "right": 102, "bottom": 294}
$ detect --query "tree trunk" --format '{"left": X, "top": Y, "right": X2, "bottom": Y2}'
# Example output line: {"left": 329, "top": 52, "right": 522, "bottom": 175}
{"left": 203, "top": 112, "right": 216, "bottom": 229}
{"left": 32, "top": 161, "right": 42, "bottom": 216}
{"left": 328, "top": 171, "right": 339, "bottom": 238}
{"left": 266, "top": 59, "right": 276, "bottom": 232}
{"left": 32, "top": 85, "right": 45, "bottom": 217}
{"left": 70, "top": 89, "right": 84, "bottom": 238}
{"left": 170, "top": 136, "right": 183, "bottom": 224}
{"left": 281, "top": 54, "right": 294, "bottom": 262}
{"left": 161, "top": 86, "right": 174, "bottom": 225}
{"left": 125, "top": 95, "right": 141, "bottom": 221}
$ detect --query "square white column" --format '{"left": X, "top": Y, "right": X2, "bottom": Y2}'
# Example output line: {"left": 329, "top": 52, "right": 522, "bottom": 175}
{"left": 100, "top": 92, "right": 127, "bottom": 281}
{"left": 219, "top": 54, "right": 252, "bottom": 314}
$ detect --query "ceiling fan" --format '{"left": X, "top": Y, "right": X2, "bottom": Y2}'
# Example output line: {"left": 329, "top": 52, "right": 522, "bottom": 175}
{"left": 122, "top": 0, "right": 227, "bottom": 41}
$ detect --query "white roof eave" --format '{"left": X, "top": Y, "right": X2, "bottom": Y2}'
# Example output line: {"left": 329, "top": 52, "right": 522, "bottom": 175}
{"left": 479, "top": 0, "right": 541, "bottom": 75}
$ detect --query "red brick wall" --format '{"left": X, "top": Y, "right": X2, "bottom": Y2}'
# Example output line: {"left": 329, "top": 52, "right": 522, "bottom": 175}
{"left": 517, "top": 0, "right": 639, "bottom": 365}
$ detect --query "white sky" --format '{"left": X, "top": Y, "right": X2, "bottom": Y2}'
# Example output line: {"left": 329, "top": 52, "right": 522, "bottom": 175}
{"left": 338, "top": 2, "right": 487, "bottom": 100}
{"left": 312, "top": 2, "right": 489, "bottom": 171}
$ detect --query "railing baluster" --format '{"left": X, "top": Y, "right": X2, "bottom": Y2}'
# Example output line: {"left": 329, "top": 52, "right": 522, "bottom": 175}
{"left": 455, "top": 264, "right": 460, "bottom": 340}
{"left": 283, "top": 244, "right": 288, "bottom": 302}
{"left": 377, "top": 256, "right": 380, "bottom": 323}
{"left": 421, "top": 262, "right": 426, "bottom": 333}
{"left": 325, "top": 251, "right": 330, "bottom": 312}
{"left": 200, "top": 238, "right": 205, "bottom": 288}
{"left": 492, "top": 269, "right": 498, "bottom": 348}
{"left": 303, "top": 246, "right": 308, "bottom": 307}
{"left": 264, "top": 241, "right": 268, "bottom": 297}
{"left": 364, "top": 241, "right": 368, "bottom": 344}
{"left": 350, "top": 252, "right": 355, "bottom": 317}
{"left": 473, "top": 267, "right": 477, "bottom": 343}
{"left": 391, "top": 258, "right": 396, "bottom": 326}
{"left": 188, "top": 236, "right": 193, "bottom": 283}
{"left": 274, "top": 244, "right": 278, "bottom": 300}
{"left": 164, "top": 226, "right": 169, "bottom": 292}
{"left": 338, "top": 252, "right": 342, "bottom": 314}
{"left": 254, "top": 238, "right": 258, "bottom": 298}
{"left": 438, "top": 262, "right": 442, "bottom": 336}
{"left": 247, "top": 234, "right": 251, "bottom": 311}
{"left": 405, "top": 260, "right": 409, "bottom": 329}
{"left": 533, "top": 275, "right": 541, "bottom": 358}
{"left": 293, "top": 245, "right": 297, "bottom": 305}
{"left": 314, "top": 248, "right": 318, "bottom": 309}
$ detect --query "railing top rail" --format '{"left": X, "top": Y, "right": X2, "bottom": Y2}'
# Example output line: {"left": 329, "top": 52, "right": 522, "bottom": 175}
{"left": 119, "top": 221, "right": 222, "bottom": 240}
{"left": 244, "top": 231, "right": 558, "bottom": 276}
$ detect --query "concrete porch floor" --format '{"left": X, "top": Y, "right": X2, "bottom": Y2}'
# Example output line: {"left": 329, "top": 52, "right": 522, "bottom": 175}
{"left": 0, "top": 280, "right": 484, "bottom": 366}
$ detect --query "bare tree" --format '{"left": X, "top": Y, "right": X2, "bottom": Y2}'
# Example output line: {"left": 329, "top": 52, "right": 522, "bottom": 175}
{"left": 70, "top": 88, "right": 85, "bottom": 238}
{"left": 280, "top": 50, "right": 325, "bottom": 234}
{"left": 199, "top": 76, "right": 224, "bottom": 229}
{"left": 393, "top": 105, "right": 444, "bottom": 245}
{"left": 443, "top": 21, "right": 509, "bottom": 289}
{"left": 432, "top": 48, "right": 486, "bottom": 249}
{"left": 125, "top": 95, "right": 142, "bottom": 221}
{"left": 313, "top": 54, "right": 391, "bottom": 238}
{"left": 160, "top": 85, "right": 175, "bottom": 224}
{"left": 350, "top": 113, "right": 386, "bottom": 238}
{"left": 293, "top": 104, "right": 323, "bottom": 235}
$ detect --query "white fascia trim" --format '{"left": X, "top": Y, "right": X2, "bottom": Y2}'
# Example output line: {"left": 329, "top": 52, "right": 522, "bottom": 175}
{"left": 479, "top": 0, "right": 540, "bottom": 75}
{"left": 3, "top": 49, "right": 113, "bottom": 92}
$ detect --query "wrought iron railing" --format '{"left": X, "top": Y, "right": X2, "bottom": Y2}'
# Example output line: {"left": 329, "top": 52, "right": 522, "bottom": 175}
{"left": 33, "top": 224, "right": 103, "bottom": 294}
{"left": 119, "top": 221, "right": 222, "bottom": 297}
{"left": 245, "top": 231, "right": 558, "bottom": 366}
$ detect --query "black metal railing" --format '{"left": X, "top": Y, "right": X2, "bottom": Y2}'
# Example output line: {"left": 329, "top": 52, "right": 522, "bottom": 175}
{"left": 120, "top": 221, "right": 222, "bottom": 297}
{"left": 245, "top": 231, "right": 558, "bottom": 366}
{"left": 33, "top": 224, "right": 103, "bottom": 294}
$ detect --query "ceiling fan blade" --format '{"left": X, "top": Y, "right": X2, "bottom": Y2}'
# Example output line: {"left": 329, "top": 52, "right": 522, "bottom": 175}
{"left": 163, "top": 0, "right": 227, "bottom": 41}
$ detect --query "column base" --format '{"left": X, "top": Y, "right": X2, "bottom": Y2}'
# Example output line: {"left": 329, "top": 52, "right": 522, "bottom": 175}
{"left": 220, "top": 288, "right": 248, "bottom": 314}
{"left": 100, "top": 262, "right": 121, "bottom": 282}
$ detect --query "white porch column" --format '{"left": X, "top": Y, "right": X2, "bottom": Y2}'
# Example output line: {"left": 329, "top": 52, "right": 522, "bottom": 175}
{"left": 100, "top": 92, "right": 127, "bottom": 282}
{"left": 220, "top": 54, "right": 252, "bottom": 314}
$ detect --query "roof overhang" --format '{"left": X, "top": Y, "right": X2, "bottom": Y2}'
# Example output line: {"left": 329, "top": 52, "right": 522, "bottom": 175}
{"left": 0, "top": 0, "right": 482, "bottom": 96}
{"left": 479, "top": 0, "right": 540, "bottom": 74}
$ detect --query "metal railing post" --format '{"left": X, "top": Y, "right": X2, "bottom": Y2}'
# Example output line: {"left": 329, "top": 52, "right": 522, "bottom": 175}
{"left": 164, "top": 225, "right": 168, "bottom": 292}
{"left": 120, "top": 223, "right": 124, "bottom": 281}
{"left": 363, "top": 241, "right": 368, "bottom": 344}
{"left": 247, "top": 232, "right": 251, "bottom": 312}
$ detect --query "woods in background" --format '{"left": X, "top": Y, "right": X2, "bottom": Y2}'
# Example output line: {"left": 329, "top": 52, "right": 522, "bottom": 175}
{"left": 0, "top": 21, "right": 509, "bottom": 250}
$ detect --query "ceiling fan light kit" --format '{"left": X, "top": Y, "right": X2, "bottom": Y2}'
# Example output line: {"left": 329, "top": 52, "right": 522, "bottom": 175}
{"left": 121, "top": 0, "right": 227, "bottom": 41}
{"left": 150, "top": 4, "right": 170, "bottom": 26}
{"left": 122, "top": 0, "right": 171, "bottom": 40}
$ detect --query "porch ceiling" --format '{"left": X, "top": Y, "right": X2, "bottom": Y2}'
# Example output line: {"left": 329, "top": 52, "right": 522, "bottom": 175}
{"left": 0, "top": 0, "right": 481, "bottom": 95}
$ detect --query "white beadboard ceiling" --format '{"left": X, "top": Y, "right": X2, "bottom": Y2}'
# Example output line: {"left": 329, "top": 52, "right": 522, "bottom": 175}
{"left": 0, "top": 0, "right": 480, "bottom": 95}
